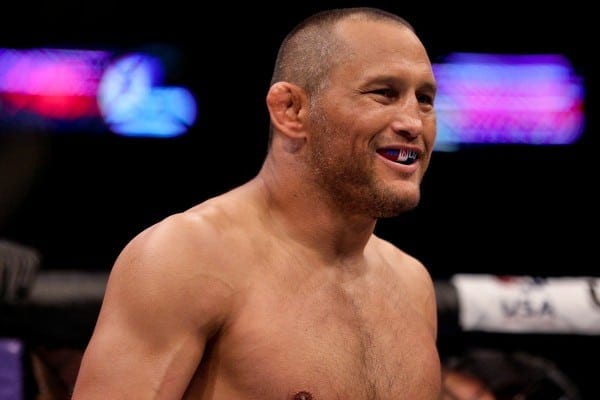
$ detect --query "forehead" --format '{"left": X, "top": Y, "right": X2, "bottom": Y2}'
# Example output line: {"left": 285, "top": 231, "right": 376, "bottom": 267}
{"left": 331, "top": 18, "right": 433, "bottom": 80}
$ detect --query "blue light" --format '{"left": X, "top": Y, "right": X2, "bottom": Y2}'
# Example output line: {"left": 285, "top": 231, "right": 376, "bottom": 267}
{"left": 98, "top": 53, "right": 197, "bottom": 138}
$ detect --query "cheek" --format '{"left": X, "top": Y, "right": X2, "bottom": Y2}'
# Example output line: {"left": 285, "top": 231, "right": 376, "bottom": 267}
{"left": 425, "top": 117, "right": 437, "bottom": 146}
{"left": 310, "top": 102, "right": 380, "bottom": 155}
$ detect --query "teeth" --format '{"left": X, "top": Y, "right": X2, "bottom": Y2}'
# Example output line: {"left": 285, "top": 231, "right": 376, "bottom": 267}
{"left": 378, "top": 149, "right": 418, "bottom": 165}
{"left": 396, "top": 149, "right": 417, "bottom": 164}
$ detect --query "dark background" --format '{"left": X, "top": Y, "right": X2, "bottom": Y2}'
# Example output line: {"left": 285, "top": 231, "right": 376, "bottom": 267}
{"left": 1, "top": 1, "right": 595, "bottom": 277}
{"left": 0, "top": 1, "right": 597, "bottom": 398}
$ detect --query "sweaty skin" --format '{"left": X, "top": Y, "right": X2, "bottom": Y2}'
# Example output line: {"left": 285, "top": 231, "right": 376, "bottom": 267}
{"left": 72, "top": 14, "right": 440, "bottom": 400}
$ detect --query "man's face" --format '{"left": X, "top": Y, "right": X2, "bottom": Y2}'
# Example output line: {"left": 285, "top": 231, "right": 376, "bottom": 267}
{"left": 306, "top": 19, "right": 437, "bottom": 218}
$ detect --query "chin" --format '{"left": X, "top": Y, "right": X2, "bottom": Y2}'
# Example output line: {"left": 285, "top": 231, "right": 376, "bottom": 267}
{"left": 372, "top": 191, "right": 420, "bottom": 218}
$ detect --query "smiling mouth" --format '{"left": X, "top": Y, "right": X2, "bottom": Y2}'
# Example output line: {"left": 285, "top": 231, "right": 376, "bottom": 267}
{"left": 377, "top": 149, "right": 418, "bottom": 165}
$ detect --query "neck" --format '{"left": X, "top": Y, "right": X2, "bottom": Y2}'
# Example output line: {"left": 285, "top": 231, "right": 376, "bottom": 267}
{"left": 251, "top": 156, "right": 377, "bottom": 262}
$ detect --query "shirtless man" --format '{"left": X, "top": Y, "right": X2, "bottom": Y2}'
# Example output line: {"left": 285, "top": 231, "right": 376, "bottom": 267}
{"left": 72, "top": 7, "right": 440, "bottom": 399}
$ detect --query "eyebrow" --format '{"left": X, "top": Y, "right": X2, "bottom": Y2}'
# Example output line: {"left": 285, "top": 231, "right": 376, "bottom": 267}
{"left": 364, "top": 74, "right": 437, "bottom": 93}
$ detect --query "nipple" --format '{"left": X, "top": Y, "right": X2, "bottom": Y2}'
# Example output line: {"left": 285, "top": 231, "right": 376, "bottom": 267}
{"left": 293, "top": 391, "right": 313, "bottom": 400}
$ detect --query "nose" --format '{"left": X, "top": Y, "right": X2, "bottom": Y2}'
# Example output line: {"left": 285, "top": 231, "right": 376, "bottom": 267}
{"left": 390, "top": 99, "right": 423, "bottom": 139}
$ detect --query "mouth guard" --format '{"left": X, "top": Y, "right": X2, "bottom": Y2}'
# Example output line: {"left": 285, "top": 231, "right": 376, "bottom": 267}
{"left": 378, "top": 149, "right": 418, "bottom": 165}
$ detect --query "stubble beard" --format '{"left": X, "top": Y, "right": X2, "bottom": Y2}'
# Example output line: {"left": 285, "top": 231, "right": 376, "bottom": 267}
{"left": 308, "top": 117, "right": 420, "bottom": 219}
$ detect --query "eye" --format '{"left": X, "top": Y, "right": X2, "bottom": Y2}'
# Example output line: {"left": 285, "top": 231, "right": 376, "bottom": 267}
{"left": 370, "top": 88, "right": 397, "bottom": 99}
{"left": 417, "top": 93, "right": 434, "bottom": 106}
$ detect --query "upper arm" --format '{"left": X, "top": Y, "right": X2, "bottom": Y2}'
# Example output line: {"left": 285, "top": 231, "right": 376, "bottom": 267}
{"left": 72, "top": 214, "right": 234, "bottom": 399}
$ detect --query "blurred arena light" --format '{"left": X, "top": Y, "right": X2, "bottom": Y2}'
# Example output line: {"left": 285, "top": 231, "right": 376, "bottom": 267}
{"left": 0, "top": 47, "right": 197, "bottom": 138}
{"left": 0, "top": 48, "right": 584, "bottom": 143}
{"left": 0, "top": 48, "right": 109, "bottom": 121}
{"left": 433, "top": 53, "right": 585, "bottom": 151}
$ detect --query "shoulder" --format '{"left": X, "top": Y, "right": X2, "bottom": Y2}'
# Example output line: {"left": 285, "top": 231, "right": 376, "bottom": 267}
{"left": 371, "top": 235, "right": 432, "bottom": 284}
{"left": 115, "top": 195, "right": 251, "bottom": 273}
{"left": 370, "top": 234, "right": 438, "bottom": 327}
{"left": 103, "top": 204, "right": 242, "bottom": 328}
{"left": 115, "top": 207, "right": 226, "bottom": 278}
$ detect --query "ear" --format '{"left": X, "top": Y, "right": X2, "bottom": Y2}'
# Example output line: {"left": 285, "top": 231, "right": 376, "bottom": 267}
{"left": 266, "top": 81, "right": 308, "bottom": 140}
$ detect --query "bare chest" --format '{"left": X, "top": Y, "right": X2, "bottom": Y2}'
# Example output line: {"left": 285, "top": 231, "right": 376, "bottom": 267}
{"left": 195, "top": 275, "right": 440, "bottom": 399}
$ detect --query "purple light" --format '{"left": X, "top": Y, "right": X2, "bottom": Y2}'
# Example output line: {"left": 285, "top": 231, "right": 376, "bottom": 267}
{"left": 0, "top": 48, "right": 109, "bottom": 95}
{"left": 0, "top": 48, "right": 110, "bottom": 120}
{"left": 433, "top": 53, "right": 585, "bottom": 150}
{"left": 0, "top": 47, "right": 197, "bottom": 136}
